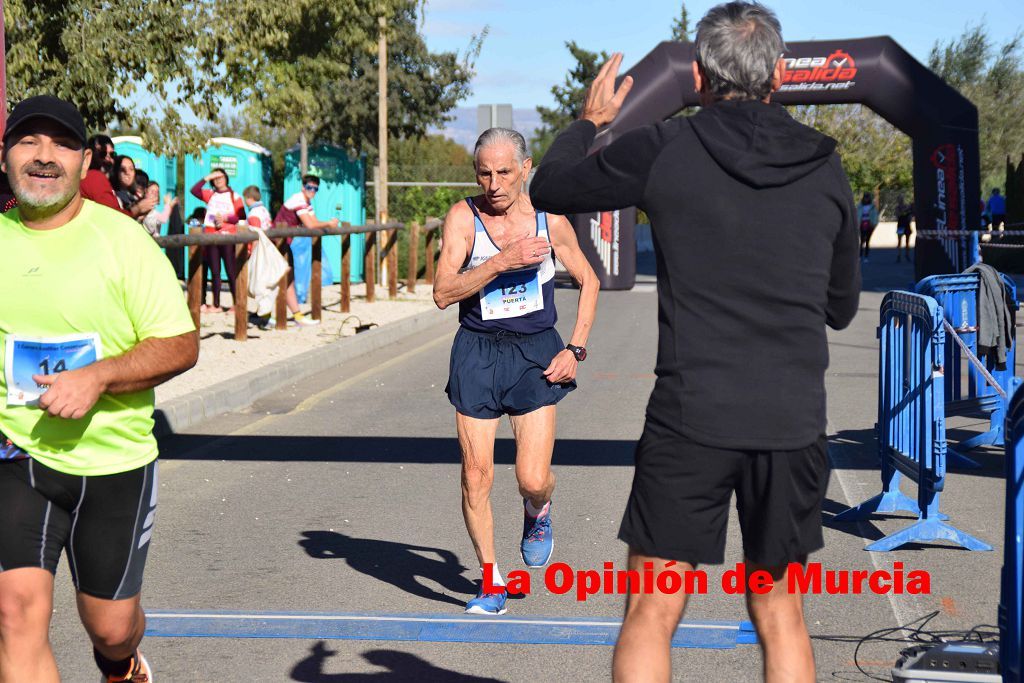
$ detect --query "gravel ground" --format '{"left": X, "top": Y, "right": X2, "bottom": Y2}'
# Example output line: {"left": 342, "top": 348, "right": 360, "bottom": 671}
{"left": 156, "top": 282, "right": 437, "bottom": 403}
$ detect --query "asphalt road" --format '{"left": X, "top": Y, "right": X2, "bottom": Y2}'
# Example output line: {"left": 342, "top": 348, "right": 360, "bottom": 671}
{"left": 48, "top": 248, "right": 1009, "bottom": 681}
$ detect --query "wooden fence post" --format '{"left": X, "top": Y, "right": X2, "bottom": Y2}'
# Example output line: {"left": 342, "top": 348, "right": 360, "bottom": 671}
{"left": 275, "top": 236, "right": 289, "bottom": 330}
{"left": 187, "top": 226, "right": 203, "bottom": 330}
{"left": 364, "top": 227, "right": 376, "bottom": 304}
{"left": 311, "top": 234, "right": 322, "bottom": 321}
{"left": 424, "top": 227, "right": 437, "bottom": 284}
{"left": 387, "top": 227, "right": 398, "bottom": 300}
{"left": 341, "top": 233, "right": 351, "bottom": 313}
{"left": 407, "top": 221, "right": 419, "bottom": 294}
{"left": 233, "top": 229, "right": 250, "bottom": 341}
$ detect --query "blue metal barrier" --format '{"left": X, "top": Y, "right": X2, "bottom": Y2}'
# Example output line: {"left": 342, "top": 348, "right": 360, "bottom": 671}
{"left": 834, "top": 291, "right": 992, "bottom": 551}
{"left": 1002, "top": 386, "right": 1024, "bottom": 682}
{"left": 916, "top": 272, "right": 1020, "bottom": 462}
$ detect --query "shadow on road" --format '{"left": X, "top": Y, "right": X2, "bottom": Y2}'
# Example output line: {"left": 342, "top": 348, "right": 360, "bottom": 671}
{"left": 291, "top": 642, "right": 508, "bottom": 682}
{"left": 160, "top": 434, "right": 637, "bottom": 466}
{"left": 298, "top": 530, "right": 477, "bottom": 607}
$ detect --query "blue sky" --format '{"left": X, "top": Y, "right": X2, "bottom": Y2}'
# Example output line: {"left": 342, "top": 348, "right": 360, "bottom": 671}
{"left": 421, "top": 0, "right": 1024, "bottom": 110}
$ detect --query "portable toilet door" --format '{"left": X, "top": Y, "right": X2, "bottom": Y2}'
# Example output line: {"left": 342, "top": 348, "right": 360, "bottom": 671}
{"left": 112, "top": 135, "right": 178, "bottom": 236}
{"left": 284, "top": 143, "right": 365, "bottom": 300}
{"left": 184, "top": 137, "right": 272, "bottom": 283}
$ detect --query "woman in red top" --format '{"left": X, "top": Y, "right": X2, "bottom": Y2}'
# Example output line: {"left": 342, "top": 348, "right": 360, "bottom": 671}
{"left": 191, "top": 169, "right": 246, "bottom": 313}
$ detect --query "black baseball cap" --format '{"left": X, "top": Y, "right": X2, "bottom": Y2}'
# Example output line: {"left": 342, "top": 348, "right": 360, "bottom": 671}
{"left": 3, "top": 95, "right": 87, "bottom": 146}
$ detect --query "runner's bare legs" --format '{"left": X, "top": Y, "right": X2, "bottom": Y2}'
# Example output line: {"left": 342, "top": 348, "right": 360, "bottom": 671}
{"left": 458, "top": 413, "right": 501, "bottom": 569}
{"left": 459, "top": 405, "right": 557, "bottom": 571}
{"left": 0, "top": 567, "right": 59, "bottom": 683}
{"left": 510, "top": 405, "right": 556, "bottom": 509}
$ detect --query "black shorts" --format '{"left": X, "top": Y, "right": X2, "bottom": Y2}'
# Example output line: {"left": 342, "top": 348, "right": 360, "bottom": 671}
{"left": 446, "top": 326, "right": 576, "bottom": 419}
{"left": 0, "top": 457, "right": 158, "bottom": 600}
{"left": 618, "top": 418, "right": 829, "bottom": 566}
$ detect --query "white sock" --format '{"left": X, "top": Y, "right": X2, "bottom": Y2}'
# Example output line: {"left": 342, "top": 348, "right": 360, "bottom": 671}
{"left": 525, "top": 499, "right": 550, "bottom": 518}
{"left": 483, "top": 563, "right": 505, "bottom": 586}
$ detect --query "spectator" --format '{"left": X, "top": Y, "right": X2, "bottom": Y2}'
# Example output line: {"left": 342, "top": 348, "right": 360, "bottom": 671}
{"left": 191, "top": 168, "right": 246, "bottom": 313}
{"left": 243, "top": 185, "right": 272, "bottom": 230}
{"left": 109, "top": 154, "right": 139, "bottom": 211}
{"left": 0, "top": 173, "right": 16, "bottom": 213}
{"left": 858, "top": 192, "right": 879, "bottom": 262}
{"left": 80, "top": 134, "right": 125, "bottom": 213}
{"left": 529, "top": 3, "right": 860, "bottom": 679}
{"left": 186, "top": 206, "right": 206, "bottom": 230}
{"left": 141, "top": 181, "right": 179, "bottom": 238}
{"left": 133, "top": 168, "right": 150, "bottom": 200}
{"left": 895, "top": 195, "right": 914, "bottom": 263}
{"left": 987, "top": 187, "right": 1006, "bottom": 231}
{"left": 268, "top": 174, "right": 338, "bottom": 328}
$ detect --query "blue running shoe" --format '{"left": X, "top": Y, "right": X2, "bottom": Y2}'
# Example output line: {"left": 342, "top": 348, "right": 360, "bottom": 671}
{"left": 465, "top": 586, "right": 508, "bottom": 615}
{"left": 521, "top": 500, "right": 553, "bottom": 567}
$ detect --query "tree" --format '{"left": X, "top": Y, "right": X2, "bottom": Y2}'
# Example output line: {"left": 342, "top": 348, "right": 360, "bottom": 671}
{"left": 209, "top": 0, "right": 479, "bottom": 158}
{"left": 207, "top": 0, "right": 377, "bottom": 148}
{"left": 3, "top": 0, "right": 215, "bottom": 152}
{"left": 315, "top": 2, "right": 483, "bottom": 156}
{"left": 928, "top": 24, "right": 1024, "bottom": 195}
{"left": 790, "top": 104, "right": 912, "bottom": 212}
{"left": 375, "top": 134, "right": 474, "bottom": 224}
{"left": 532, "top": 42, "right": 609, "bottom": 162}
{"left": 671, "top": 2, "right": 692, "bottom": 43}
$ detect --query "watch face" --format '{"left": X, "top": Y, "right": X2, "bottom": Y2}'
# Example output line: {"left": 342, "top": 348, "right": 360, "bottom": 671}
{"left": 570, "top": 345, "right": 586, "bottom": 361}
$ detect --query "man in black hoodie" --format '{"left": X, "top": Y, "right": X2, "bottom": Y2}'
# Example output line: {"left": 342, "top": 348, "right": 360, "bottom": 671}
{"left": 530, "top": 3, "right": 860, "bottom": 681}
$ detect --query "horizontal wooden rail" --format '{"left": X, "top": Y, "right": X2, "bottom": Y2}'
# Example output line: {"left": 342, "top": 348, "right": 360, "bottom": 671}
{"left": 161, "top": 218, "right": 442, "bottom": 340}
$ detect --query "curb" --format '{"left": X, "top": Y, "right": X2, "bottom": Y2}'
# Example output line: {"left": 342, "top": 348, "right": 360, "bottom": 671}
{"left": 153, "top": 305, "right": 457, "bottom": 437}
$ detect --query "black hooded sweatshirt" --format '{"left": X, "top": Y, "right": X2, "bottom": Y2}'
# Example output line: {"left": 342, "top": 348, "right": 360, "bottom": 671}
{"left": 531, "top": 100, "right": 860, "bottom": 450}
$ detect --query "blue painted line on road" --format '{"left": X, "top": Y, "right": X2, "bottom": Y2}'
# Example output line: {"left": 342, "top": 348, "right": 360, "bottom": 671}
{"left": 145, "top": 610, "right": 757, "bottom": 649}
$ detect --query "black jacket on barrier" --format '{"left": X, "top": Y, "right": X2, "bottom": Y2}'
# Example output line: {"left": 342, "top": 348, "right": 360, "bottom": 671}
{"left": 531, "top": 100, "right": 860, "bottom": 450}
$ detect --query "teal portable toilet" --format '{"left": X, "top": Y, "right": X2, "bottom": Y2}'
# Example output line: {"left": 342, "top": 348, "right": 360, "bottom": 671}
{"left": 112, "top": 135, "right": 178, "bottom": 235}
{"left": 284, "top": 143, "right": 365, "bottom": 291}
{"left": 184, "top": 137, "right": 272, "bottom": 223}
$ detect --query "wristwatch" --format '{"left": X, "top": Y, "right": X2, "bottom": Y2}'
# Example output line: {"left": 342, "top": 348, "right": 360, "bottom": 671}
{"left": 566, "top": 344, "right": 587, "bottom": 362}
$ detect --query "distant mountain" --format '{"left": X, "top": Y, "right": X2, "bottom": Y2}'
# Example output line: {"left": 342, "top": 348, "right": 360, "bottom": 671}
{"left": 429, "top": 107, "right": 543, "bottom": 151}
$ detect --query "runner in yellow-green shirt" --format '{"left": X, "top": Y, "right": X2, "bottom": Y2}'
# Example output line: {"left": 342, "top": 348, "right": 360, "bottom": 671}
{"left": 0, "top": 96, "right": 198, "bottom": 683}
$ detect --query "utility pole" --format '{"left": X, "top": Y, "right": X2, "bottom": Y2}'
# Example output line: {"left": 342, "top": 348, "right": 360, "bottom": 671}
{"left": 377, "top": 10, "right": 391, "bottom": 292}
{"left": 300, "top": 131, "right": 308, "bottom": 175}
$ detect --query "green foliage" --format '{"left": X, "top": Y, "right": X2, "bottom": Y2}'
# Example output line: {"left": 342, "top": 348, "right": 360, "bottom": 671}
{"left": 928, "top": 24, "right": 1024, "bottom": 195}
{"left": 532, "top": 42, "right": 609, "bottom": 163}
{"left": 3, "top": 0, "right": 213, "bottom": 153}
{"left": 671, "top": 2, "right": 692, "bottom": 43}
{"left": 389, "top": 135, "right": 475, "bottom": 179}
{"left": 4, "top": 0, "right": 478, "bottom": 161}
{"left": 369, "top": 134, "right": 474, "bottom": 225}
{"left": 314, "top": 1, "right": 483, "bottom": 155}
{"left": 789, "top": 104, "right": 913, "bottom": 212}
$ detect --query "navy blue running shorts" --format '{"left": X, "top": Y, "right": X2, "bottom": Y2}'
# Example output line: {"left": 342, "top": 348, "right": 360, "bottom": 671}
{"left": 446, "top": 326, "right": 576, "bottom": 419}
{"left": 618, "top": 417, "right": 830, "bottom": 566}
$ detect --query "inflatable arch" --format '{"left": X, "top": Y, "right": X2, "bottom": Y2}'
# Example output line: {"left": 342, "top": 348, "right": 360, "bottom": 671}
{"left": 571, "top": 37, "right": 979, "bottom": 289}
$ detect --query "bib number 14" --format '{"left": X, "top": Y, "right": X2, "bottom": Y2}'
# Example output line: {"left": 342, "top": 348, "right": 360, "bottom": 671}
{"left": 4, "top": 333, "right": 102, "bottom": 407}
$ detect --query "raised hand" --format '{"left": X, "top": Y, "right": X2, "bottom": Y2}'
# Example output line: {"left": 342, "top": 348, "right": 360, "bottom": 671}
{"left": 581, "top": 52, "right": 634, "bottom": 129}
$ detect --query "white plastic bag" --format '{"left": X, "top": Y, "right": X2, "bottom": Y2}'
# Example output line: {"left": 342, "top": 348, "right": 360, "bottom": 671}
{"left": 247, "top": 229, "right": 290, "bottom": 316}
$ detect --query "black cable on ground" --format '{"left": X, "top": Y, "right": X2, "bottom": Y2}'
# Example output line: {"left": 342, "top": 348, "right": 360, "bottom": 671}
{"left": 812, "top": 610, "right": 999, "bottom": 681}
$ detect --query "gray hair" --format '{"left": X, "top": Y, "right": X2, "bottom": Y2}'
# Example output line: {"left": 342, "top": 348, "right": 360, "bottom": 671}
{"left": 473, "top": 128, "right": 529, "bottom": 166}
{"left": 695, "top": 2, "right": 786, "bottom": 101}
